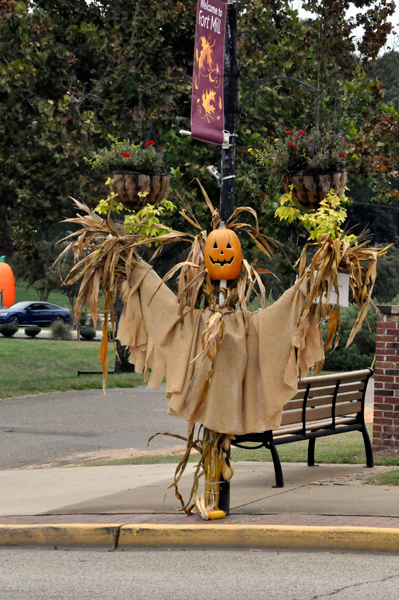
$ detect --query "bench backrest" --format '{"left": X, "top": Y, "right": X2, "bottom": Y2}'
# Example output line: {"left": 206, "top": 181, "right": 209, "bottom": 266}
{"left": 281, "top": 368, "right": 373, "bottom": 428}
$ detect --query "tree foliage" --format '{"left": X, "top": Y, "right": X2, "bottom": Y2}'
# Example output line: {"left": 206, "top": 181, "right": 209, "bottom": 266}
{"left": 0, "top": 0, "right": 398, "bottom": 288}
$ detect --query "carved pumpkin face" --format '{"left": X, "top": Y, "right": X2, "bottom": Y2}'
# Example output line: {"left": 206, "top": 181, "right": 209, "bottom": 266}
{"left": 204, "top": 228, "right": 243, "bottom": 280}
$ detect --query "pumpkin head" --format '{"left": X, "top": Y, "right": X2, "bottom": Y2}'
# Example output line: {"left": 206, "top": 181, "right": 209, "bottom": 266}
{"left": 0, "top": 256, "right": 15, "bottom": 308}
{"left": 204, "top": 226, "right": 243, "bottom": 280}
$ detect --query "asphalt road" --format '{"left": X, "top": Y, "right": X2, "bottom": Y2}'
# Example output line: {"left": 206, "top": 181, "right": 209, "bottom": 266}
{"left": 0, "top": 385, "right": 188, "bottom": 470}
{"left": 0, "top": 380, "right": 374, "bottom": 471}
{"left": 0, "top": 548, "right": 398, "bottom": 600}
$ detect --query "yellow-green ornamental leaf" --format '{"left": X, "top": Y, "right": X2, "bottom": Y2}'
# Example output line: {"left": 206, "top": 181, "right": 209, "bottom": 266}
{"left": 274, "top": 188, "right": 357, "bottom": 244}
{"left": 275, "top": 206, "right": 301, "bottom": 223}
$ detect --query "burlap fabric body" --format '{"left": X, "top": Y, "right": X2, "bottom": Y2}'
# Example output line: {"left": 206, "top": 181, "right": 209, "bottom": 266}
{"left": 118, "top": 261, "right": 324, "bottom": 435}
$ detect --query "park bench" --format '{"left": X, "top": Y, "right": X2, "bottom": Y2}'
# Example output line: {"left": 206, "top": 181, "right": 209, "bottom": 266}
{"left": 231, "top": 368, "right": 374, "bottom": 489}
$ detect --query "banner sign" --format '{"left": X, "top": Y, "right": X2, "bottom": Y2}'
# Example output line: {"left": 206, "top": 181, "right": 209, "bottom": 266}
{"left": 191, "top": 0, "right": 227, "bottom": 145}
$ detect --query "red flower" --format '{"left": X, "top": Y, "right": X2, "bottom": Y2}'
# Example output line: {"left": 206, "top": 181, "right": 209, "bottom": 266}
{"left": 114, "top": 152, "right": 119, "bottom": 155}
{"left": 290, "top": 136, "right": 295, "bottom": 140}
{"left": 289, "top": 143, "right": 295, "bottom": 148}
{"left": 122, "top": 152, "right": 130, "bottom": 158}
{"left": 285, "top": 130, "right": 292, "bottom": 134}
{"left": 298, "top": 130, "right": 305, "bottom": 135}
{"left": 340, "top": 151, "right": 346, "bottom": 157}
{"left": 160, "top": 147, "right": 166, "bottom": 150}
{"left": 145, "top": 140, "right": 155, "bottom": 147}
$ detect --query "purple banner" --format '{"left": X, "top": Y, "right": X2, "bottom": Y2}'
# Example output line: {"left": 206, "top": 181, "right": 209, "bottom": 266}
{"left": 191, "top": 0, "right": 227, "bottom": 145}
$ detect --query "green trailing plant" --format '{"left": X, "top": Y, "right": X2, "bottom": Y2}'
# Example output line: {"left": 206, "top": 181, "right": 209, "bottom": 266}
{"left": 0, "top": 324, "right": 18, "bottom": 338}
{"left": 25, "top": 325, "right": 41, "bottom": 338}
{"left": 84, "top": 137, "right": 165, "bottom": 173}
{"left": 94, "top": 184, "right": 177, "bottom": 244}
{"left": 275, "top": 188, "right": 357, "bottom": 244}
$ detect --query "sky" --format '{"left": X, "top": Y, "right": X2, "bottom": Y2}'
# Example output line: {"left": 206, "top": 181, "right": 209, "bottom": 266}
{"left": 292, "top": 0, "right": 399, "bottom": 53}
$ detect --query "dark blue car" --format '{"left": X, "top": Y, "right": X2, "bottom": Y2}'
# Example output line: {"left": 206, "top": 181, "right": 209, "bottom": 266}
{"left": 0, "top": 301, "right": 71, "bottom": 327}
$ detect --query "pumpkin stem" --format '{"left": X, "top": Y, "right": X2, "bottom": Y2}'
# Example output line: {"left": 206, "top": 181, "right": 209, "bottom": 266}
{"left": 0, "top": 256, "right": 5, "bottom": 263}
{"left": 218, "top": 221, "right": 226, "bottom": 230}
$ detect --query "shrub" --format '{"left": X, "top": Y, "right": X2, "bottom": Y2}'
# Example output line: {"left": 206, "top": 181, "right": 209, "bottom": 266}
{"left": 0, "top": 323, "right": 18, "bottom": 337}
{"left": 79, "top": 313, "right": 87, "bottom": 327}
{"left": 323, "top": 305, "right": 376, "bottom": 372}
{"left": 50, "top": 320, "right": 72, "bottom": 341}
{"left": 25, "top": 325, "right": 41, "bottom": 338}
{"left": 80, "top": 328, "right": 96, "bottom": 341}
{"left": 86, "top": 315, "right": 103, "bottom": 331}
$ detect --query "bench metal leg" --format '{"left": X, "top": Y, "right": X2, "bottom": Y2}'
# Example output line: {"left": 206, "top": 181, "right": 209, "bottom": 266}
{"left": 218, "top": 477, "right": 230, "bottom": 515}
{"left": 361, "top": 425, "right": 374, "bottom": 468}
{"left": 308, "top": 437, "right": 318, "bottom": 467}
{"left": 267, "top": 439, "right": 284, "bottom": 488}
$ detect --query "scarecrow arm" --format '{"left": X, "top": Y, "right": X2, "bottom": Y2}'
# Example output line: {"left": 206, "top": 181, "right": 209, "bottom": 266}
{"left": 118, "top": 260, "right": 181, "bottom": 389}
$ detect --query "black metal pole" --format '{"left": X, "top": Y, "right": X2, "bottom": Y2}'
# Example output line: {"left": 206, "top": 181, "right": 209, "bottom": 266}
{"left": 218, "top": 0, "right": 238, "bottom": 516}
{"left": 219, "top": 0, "right": 238, "bottom": 223}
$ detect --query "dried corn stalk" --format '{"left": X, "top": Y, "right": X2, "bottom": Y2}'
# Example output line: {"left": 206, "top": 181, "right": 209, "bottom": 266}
{"left": 296, "top": 229, "right": 390, "bottom": 371}
{"left": 149, "top": 427, "right": 233, "bottom": 517}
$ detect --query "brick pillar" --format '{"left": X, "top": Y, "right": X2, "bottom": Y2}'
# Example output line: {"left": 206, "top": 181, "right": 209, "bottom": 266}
{"left": 374, "top": 305, "right": 399, "bottom": 450}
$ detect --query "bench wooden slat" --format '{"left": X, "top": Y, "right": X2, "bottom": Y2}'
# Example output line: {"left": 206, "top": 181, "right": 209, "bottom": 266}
{"left": 280, "top": 400, "right": 362, "bottom": 426}
{"left": 297, "top": 368, "right": 371, "bottom": 389}
{"left": 284, "top": 390, "right": 364, "bottom": 411}
{"left": 293, "top": 380, "right": 365, "bottom": 401}
{"left": 273, "top": 415, "right": 358, "bottom": 437}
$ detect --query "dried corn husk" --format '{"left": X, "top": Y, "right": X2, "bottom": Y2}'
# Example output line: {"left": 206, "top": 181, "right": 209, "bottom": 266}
{"left": 296, "top": 231, "right": 390, "bottom": 371}
{"left": 149, "top": 426, "right": 233, "bottom": 516}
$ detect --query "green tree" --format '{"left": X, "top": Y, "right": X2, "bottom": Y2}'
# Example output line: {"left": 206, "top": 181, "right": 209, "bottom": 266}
{"left": 370, "top": 50, "right": 399, "bottom": 109}
{"left": 0, "top": 0, "right": 397, "bottom": 279}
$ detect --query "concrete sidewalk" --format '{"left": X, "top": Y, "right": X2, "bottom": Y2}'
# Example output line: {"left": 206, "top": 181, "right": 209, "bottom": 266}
{"left": 3, "top": 461, "right": 399, "bottom": 518}
{"left": 1, "top": 461, "right": 399, "bottom": 550}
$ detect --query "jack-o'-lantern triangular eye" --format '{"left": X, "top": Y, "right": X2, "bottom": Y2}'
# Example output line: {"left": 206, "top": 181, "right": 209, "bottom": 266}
{"left": 212, "top": 242, "right": 218, "bottom": 249}
{"left": 226, "top": 242, "right": 232, "bottom": 249}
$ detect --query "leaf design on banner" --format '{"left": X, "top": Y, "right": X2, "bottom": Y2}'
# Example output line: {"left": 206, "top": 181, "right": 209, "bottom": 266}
{"left": 202, "top": 89, "right": 216, "bottom": 121}
{"left": 199, "top": 36, "right": 215, "bottom": 72}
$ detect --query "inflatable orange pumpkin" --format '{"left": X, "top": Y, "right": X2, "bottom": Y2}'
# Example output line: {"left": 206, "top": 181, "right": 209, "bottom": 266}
{"left": 204, "top": 225, "right": 243, "bottom": 281}
{"left": 0, "top": 256, "right": 15, "bottom": 307}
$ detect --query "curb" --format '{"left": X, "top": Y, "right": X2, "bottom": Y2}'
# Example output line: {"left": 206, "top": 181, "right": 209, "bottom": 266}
{"left": 1, "top": 524, "right": 399, "bottom": 552}
{"left": 0, "top": 525, "right": 120, "bottom": 548}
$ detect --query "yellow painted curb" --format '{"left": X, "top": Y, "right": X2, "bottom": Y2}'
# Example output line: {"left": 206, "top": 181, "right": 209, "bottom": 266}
{"left": 0, "top": 524, "right": 120, "bottom": 547}
{"left": 118, "top": 525, "right": 399, "bottom": 553}
{"left": 0, "top": 524, "right": 399, "bottom": 552}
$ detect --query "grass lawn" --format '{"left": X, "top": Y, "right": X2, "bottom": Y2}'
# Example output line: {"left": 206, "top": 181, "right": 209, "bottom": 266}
{"left": 0, "top": 338, "right": 143, "bottom": 399}
{"left": 15, "top": 280, "right": 69, "bottom": 309}
{"left": 366, "top": 470, "right": 399, "bottom": 486}
{"left": 86, "top": 426, "right": 399, "bottom": 468}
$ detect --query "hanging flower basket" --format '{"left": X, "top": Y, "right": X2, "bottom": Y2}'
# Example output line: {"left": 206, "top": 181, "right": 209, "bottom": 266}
{"left": 283, "top": 170, "right": 347, "bottom": 210}
{"left": 109, "top": 171, "right": 170, "bottom": 211}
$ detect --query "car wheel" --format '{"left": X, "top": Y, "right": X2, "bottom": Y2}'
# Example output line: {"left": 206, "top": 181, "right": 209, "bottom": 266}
{"left": 8, "top": 315, "right": 19, "bottom": 326}
{"left": 53, "top": 316, "right": 65, "bottom": 323}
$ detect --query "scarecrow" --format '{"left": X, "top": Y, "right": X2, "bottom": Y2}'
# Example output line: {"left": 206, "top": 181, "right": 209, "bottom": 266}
{"left": 58, "top": 184, "right": 387, "bottom": 520}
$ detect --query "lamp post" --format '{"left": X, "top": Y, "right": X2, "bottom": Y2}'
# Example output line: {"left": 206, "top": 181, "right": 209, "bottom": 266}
{"left": 217, "top": 0, "right": 238, "bottom": 515}
{"left": 219, "top": 1, "right": 238, "bottom": 223}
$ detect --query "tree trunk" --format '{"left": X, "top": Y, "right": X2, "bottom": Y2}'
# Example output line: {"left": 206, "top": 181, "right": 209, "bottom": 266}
{"left": 67, "top": 294, "right": 76, "bottom": 329}
{"left": 114, "top": 291, "right": 135, "bottom": 373}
